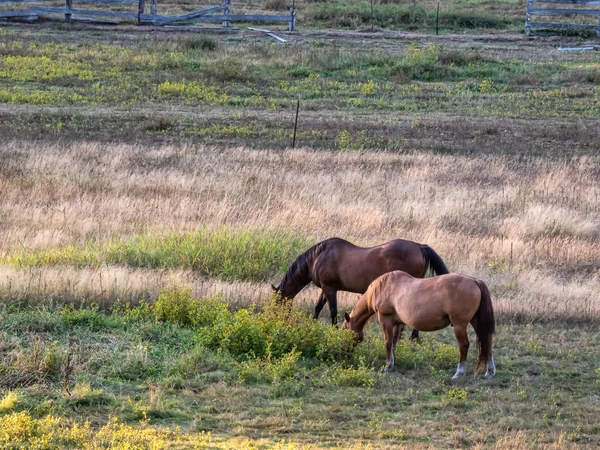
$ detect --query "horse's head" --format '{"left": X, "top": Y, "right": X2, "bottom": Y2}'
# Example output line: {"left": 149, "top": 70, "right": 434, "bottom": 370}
{"left": 271, "top": 279, "right": 298, "bottom": 301}
{"left": 342, "top": 312, "right": 364, "bottom": 342}
{"left": 271, "top": 284, "right": 289, "bottom": 304}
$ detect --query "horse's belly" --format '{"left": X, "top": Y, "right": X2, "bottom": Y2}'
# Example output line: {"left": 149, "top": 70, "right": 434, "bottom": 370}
{"left": 405, "top": 314, "right": 450, "bottom": 332}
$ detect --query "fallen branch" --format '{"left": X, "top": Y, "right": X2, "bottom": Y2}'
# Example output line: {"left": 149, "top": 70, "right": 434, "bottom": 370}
{"left": 248, "top": 26, "right": 286, "bottom": 42}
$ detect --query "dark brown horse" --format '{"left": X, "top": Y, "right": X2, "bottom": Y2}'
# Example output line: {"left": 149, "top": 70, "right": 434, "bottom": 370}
{"left": 342, "top": 270, "right": 496, "bottom": 379}
{"left": 271, "top": 237, "right": 449, "bottom": 335}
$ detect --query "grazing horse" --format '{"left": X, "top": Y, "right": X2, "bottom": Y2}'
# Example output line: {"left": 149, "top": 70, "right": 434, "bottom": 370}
{"left": 271, "top": 237, "right": 449, "bottom": 334}
{"left": 342, "top": 271, "right": 496, "bottom": 379}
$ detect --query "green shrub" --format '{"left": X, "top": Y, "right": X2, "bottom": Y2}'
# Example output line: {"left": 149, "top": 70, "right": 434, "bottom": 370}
{"left": 110, "top": 300, "right": 154, "bottom": 324}
{"left": 236, "top": 350, "right": 301, "bottom": 384}
{"left": 315, "top": 324, "right": 357, "bottom": 362}
{"left": 192, "top": 294, "right": 230, "bottom": 328}
{"left": 153, "top": 287, "right": 229, "bottom": 329}
{"left": 153, "top": 286, "right": 197, "bottom": 327}
{"left": 60, "top": 304, "right": 109, "bottom": 331}
{"left": 204, "top": 307, "right": 266, "bottom": 358}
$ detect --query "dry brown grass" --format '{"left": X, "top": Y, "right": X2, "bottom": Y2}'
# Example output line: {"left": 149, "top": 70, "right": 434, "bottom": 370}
{"left": 0, "top": 140, "right": 598, "bottom": 319}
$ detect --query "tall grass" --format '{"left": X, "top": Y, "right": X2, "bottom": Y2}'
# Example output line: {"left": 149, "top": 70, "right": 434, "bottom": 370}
{"left": 3, "top": 228, "right": 311, "bottom": 282}
{"left": 0, "top": 141, "right": 598, "bottom": 319}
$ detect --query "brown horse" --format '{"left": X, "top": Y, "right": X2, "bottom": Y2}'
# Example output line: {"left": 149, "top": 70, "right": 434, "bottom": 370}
{"left": 271, "top": 237, "right": 449, "bottom": 334}
{"left": 342, "top": 270, "right": 496, "bottom": 379}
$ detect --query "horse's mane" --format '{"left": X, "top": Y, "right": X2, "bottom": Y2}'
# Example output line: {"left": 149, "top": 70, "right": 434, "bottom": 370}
{"left": 362, "top": 272, "right": 388, "bottom": 312}
{"left": 279, "top": 239, "right": 329, "bottom": 290}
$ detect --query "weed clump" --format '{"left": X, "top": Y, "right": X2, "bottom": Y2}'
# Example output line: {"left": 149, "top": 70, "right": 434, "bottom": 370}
{"left": 178, "top": 37, "right": 216, "bottom": 51}
{"left": 0, "top": 391, "right": 21, "bottom": 413}
{"left": 264, "top": 0, "right": 289, "bottom": 10}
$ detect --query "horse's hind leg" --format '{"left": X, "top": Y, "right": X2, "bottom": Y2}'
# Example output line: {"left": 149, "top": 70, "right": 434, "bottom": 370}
{"left": 313, "top": 291, "right": 327, "bottom": 319}
{"left": 409, "top": 329, "right": 420, "bottom": 342}
{"left": 392, "top": 323, "right": 405, "bottom": 347}
{"left": 452, "top": 323, "right": 470, "bottom": 380}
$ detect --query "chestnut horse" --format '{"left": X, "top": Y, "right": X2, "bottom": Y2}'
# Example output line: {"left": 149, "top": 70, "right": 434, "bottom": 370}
{"left": 271, "top": 237, "right": 449, "bottom": 335}
{"left": 342, "top": 270, "right": 496, "bottom": 379}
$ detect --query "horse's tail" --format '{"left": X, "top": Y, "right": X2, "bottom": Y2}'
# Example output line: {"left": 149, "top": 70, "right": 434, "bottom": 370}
{"left": 473, "top": 280, "right": 495, "bottom": 374}
{"left": 420, "top": 244, "right": 450, "bottom": 277}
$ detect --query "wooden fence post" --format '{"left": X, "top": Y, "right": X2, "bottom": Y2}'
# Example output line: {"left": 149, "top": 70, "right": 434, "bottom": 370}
{"left": 289, "top": 6, "right": 295, "bottom": 31}
{"left": 597, "top": 14, "right": 600, "bottom": 37}
{"left": 138, "top": 0, "right": 144, "bottom": 24}
{"left": 65, "top": 0, "right": 72, "bottom": 22}
{"left": 222, "top": 0, "right": 231, "bottom": 27}
{"left": 151, "top": 0, "right": 156, "bottom": 16}
{"left": 525, "top": 0, "right": 533, "bottom": 36}
{"left": 292, "top": 94, "right": 300, "bottom": 148}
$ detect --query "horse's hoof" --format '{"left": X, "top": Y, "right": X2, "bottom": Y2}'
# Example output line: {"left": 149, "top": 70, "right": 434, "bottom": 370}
{"left": 485, "top": 371, "right": 495, "bottom": 378}
{"left": 384, "top": 367, "right": 393, "bottom": 373}
{"left": 452, "top": 372, "right": 466, "bottom": 380}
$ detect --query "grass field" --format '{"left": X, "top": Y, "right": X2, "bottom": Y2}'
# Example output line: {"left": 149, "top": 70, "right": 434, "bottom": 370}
{"left": 1, "top": 14, "right": 600, "bottom": 450}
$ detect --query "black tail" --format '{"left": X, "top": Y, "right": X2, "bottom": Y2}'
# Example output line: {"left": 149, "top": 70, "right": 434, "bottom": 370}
{"left": 472, "top": 280, "right": 495, "bottom": 373}
{"left": 420, "top": 244, "right": 449, "bottom": 277}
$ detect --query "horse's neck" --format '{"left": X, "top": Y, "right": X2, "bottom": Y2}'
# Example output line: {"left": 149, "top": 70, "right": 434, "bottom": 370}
{"left": 352, "top": 295, "right": 374, "bottom": 331}
{"left": 284, "top": 276, "right": 310, "bottom": 298}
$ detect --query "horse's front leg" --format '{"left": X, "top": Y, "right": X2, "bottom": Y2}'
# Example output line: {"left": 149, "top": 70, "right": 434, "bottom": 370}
{"left": 321, "top": 287, "right": 338, "bottom": 325}
{"left": 452, "top": 323, "right": 470, "bottom": 379}
{"left": 313, "top": 291, "right": 327, "bottom": 320}
{"left": 381, "top": 316, "right": 397, "bottom": 372}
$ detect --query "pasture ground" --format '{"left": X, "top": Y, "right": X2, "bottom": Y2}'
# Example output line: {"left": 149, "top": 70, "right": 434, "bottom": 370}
{"left": 1, "top": 16, "right": 599, "bottom": 450}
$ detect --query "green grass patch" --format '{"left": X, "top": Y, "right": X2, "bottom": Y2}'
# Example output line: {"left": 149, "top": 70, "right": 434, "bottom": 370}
{"left": 1, "top": 288, "right": 599, "bottom": 448}
{"left": 2, "top": 227, "right": 312, "bottom": 282}
{"left": 304, "top": 1, "right": 516, "bottom": 31}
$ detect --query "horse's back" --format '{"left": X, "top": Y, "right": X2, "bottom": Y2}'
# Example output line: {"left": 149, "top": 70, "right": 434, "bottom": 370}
{"left": 310, "top": 237, "right": 424, "bottom": 293}
{"left": 376, "top": 271, "right": 482, "bottom": 331}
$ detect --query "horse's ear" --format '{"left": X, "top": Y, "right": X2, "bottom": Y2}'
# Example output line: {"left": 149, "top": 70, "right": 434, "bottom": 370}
{"left": 344, "top": 312, "right": 351, "bottom": 322}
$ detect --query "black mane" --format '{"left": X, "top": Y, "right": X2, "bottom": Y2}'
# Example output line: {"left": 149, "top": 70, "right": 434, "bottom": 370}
{"left": 278, "top": 239, "right": 330, "bottom": 296}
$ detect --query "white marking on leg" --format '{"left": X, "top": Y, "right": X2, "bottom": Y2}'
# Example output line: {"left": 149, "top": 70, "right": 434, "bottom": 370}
{"left": 485, "top": 356, "right": 496, "bottom": 378}
{"left": 385, "top": 353, "right": 395, "bottom": 373}
{"left": 452, "top": 362, "right": 466, "bottom": 379}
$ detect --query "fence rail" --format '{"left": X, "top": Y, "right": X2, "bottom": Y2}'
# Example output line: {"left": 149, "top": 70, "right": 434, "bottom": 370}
{"left": 0, "top": 0, "right": 296, "bottom": 30}
{"left": 526, "top": 0, "right": 600, "bottom": 36}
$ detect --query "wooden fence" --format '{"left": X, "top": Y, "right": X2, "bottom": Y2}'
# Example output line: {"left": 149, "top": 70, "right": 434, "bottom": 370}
{"left": 0, "top": 0, "right": 296, "bottom": 29}
{"left": 526, "top": 0, "right": 600, "bottom": 36}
